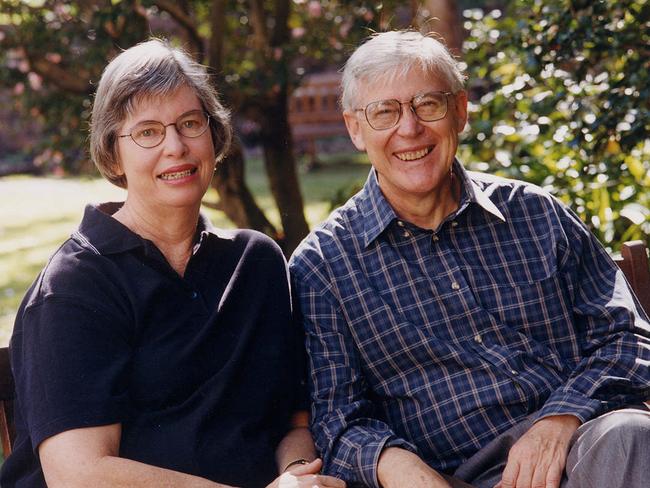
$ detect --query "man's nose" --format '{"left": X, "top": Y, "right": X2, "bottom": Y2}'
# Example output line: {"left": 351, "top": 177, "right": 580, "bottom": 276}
{"left": 396, "top": 103, "right": 423, "bottom": 136}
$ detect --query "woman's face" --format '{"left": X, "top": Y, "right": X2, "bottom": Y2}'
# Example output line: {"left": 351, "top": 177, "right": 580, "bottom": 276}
{"left": 115, "top": 85, "right": 215, "bottom": 213}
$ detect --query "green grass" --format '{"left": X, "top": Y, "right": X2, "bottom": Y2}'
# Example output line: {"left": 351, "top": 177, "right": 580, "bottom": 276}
{"left": 0, "top": 152, "right": 371, "bottom": 345}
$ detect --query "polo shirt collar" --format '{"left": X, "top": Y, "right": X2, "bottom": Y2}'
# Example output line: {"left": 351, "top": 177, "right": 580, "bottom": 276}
{"left": 73, "top": 203, "right": 231, "bottom": 256}
{"left": 359, "top": 160, "right": 505, "bottom": 247}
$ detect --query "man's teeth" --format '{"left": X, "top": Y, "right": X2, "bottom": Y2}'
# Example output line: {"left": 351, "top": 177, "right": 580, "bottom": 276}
{"left": 159, "top": 168, "right": 195, "bottom": 180}
{"left": 395, "top": 147, "right": 431, "bottom": 161}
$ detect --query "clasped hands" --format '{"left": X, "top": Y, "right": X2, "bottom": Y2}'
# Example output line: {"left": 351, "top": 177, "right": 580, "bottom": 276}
{"left": 267, "top": 458, "right": 345, "bottom": 488}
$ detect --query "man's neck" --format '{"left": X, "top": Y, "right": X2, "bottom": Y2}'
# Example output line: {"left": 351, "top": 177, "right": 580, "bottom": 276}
{"left": 382, "top": 174, "right": 460, "bottom": 231}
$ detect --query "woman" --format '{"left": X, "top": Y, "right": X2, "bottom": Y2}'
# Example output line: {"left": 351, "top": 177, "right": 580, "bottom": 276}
{"left": 0, "top": 40, "right": 344, "bottom": 488}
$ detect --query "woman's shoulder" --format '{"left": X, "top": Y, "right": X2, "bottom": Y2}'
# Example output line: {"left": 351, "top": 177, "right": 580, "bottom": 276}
{"left": 208, "top": 227, "right": 285, "bottom": 259}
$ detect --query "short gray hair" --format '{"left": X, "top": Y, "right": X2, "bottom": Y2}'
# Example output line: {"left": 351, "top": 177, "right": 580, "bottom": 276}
{"left": 341, "top": 30, "right": 466, "bottom": 111}
{"left": 90, "top": 38, "right": 232, "bottom": 188}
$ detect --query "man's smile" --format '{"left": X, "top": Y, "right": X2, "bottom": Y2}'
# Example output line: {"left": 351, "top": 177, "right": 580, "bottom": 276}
{"left": 394, "top": 145, "right": 433, "bottom": 161}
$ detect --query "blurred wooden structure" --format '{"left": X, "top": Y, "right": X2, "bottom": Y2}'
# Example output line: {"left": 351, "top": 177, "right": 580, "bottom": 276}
{"left": 288, "top": 72, "right": 348, "bottom": 164}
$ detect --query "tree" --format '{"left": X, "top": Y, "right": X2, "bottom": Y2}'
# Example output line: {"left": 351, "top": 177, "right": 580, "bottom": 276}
{"left": 0, "top": 0, "right": 414, "bottom": 254}
{"left": 460, "top": 0, "right": 650, "bottom": 250}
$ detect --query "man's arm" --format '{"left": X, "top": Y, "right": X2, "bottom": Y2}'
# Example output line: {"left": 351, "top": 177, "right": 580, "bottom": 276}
{"left": 297, "top": 279, "right": 448, "bottom": 488}
{"left": 378, "top": 448, "right": 453, "bottom": 488}
{"left": 499, "top": 199, "right": 650, "bottom": 488}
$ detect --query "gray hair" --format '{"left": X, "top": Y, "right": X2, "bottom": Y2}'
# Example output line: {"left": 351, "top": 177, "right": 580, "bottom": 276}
{"left": 341, "top": 30, "right": 466, "bottom": 111}
{"left": 90, "top": 38, "right": 232, "bottom": 188}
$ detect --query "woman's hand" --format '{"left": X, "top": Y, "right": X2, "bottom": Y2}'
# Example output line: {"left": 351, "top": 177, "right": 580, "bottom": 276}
{"left": 266, "top": 459, "right": 346, "bottom": 488}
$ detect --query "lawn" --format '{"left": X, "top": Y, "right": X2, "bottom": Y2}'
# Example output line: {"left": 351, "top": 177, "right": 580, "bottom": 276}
{"left": 0, "top": 151, "right": 371, "bottom": 345}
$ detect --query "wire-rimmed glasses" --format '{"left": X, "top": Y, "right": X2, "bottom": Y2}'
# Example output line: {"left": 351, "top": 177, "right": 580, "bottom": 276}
{"left": 355, "top": 91, "right": 452, "bottom": 130}
{"left": 118, "top": 110, "right": 210, "bottom": 148}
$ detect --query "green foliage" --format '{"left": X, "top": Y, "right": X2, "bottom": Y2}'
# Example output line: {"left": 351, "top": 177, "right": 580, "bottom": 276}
{"left": 0, "top": 0, "right": 406, "bottom": 171}
{"left": 460, "top": 0, "right": 650, "bottom": 251}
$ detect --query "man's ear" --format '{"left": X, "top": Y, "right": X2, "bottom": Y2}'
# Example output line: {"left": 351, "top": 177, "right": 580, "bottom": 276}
{"left": 343, "top": 110, "right": 366, "bottom": 151}
{"left": 454, "top": 90, "right": 469, "bottom": 133}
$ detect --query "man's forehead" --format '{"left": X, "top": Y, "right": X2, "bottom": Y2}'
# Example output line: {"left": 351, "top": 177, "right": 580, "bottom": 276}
{"left": 356, "top": 67, "right": 449, "bottom": 103}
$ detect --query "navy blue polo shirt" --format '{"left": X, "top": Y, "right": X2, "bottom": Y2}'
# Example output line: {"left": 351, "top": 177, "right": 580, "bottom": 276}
{"left": 1, "top": 203, "right": 304, "bottom": 488}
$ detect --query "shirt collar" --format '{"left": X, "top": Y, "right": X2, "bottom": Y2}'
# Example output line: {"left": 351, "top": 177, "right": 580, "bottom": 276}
{"left": 358, "top": 160, "right": 505, "bottom": 248}
{"left": 73, "top": 203, "right": 232, "bottom": 256}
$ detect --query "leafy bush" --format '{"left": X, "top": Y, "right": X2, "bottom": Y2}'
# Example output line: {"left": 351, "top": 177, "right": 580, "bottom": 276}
{"left": 460, "top": 0, "right": 649, "bottom": 251}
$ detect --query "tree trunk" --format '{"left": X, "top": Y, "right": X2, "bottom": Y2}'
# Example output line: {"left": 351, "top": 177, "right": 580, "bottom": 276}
{"left": 419, "top": 0, "right": 463, "bottom": 54}
{"left": 259, "top": 89, "right": 310, "bottom": 255}
{"left": 205, "top": 0, "right": 280, "bottom": 242}
{"left": 210, "top": 137, "right": 278, "bottom": 238}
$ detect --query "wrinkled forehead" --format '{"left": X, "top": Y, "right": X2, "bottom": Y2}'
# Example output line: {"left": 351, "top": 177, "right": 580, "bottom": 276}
{"left": 355, "top": 66, "right": 450, "bottom": 106}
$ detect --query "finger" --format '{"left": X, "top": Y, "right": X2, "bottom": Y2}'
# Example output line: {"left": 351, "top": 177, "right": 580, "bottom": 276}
{"left": 544, "top": 461, "right": 563, "bottom": 488}
{"left": 514, "top": 460, "right": 534, "bottom": 488}
{"left": 288, "top": 458, "right": 322, "bottom": 476}
{"left": 499, "top": 459, "right": 520, "bottom": 488}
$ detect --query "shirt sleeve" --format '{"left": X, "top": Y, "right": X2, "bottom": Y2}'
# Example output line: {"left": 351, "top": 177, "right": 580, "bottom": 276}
{"left": 11, "top": 294, "right": 133, "bottom": 450}
{"left": 536, "top": 201, "right": 650, "bottom": 423}
{"left": 294, "top": 277, "right": 417, "bottom": 488}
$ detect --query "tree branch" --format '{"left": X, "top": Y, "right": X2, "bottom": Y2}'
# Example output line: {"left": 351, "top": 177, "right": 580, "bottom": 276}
{"left": 28, "top": 57, "right": 91, "bottom": 94}
{"left": 248, "top": 0, "right": 269, "bottom": 52}
{"left": 270, "top": 0, "right": 290, "bottom": 47}
{"left": 208, "top": 0, "right": 226, "bottom": 77}
{"left": 151, "top": 0, "right": 205, "bottom": 60}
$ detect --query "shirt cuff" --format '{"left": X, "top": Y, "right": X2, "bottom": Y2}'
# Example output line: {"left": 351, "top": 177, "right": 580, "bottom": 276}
{"left": 358, "top": 435, "right": 418, "bottom": 488}
{"left": 535, "top": 389, "right": 606, "bottom": 423}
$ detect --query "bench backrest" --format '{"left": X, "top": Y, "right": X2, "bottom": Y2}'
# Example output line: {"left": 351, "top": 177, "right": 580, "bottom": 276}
{"left": 0, "top": 241, "right": 648, "bottom": 460}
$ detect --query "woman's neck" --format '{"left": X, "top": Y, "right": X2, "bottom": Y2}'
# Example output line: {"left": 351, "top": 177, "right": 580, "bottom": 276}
{"left": 112, "top": 199, "right": 200, "bottom": 276}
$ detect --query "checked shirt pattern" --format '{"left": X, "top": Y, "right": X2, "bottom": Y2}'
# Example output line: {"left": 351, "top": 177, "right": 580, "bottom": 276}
{"left": 289, "top": 161, "right": 650, "bottom": 488}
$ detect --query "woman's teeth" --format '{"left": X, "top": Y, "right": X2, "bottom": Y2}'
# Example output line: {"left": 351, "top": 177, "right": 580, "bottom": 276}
{"left": 159, "top": 168, "right": 196, "bottom": 180}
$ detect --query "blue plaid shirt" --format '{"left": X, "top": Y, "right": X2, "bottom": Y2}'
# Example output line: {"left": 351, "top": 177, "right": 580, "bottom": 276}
{"left": 289, "top": 161, "right": 650, "bottom": 487}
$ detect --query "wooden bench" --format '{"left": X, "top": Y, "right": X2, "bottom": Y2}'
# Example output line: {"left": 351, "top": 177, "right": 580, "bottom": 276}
{"left": 288, "top": 72, "right": 349, "bottom": 165}
{"left": 0, "top": 240, "right": 648, "bottom": 460}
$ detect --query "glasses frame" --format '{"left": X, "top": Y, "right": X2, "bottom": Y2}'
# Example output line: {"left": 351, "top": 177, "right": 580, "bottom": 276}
{"left": 355, "top": 91, "right": 453, "bottom": 131}
{"left": 118, "top": 110, "right": 211, "bottom": 149}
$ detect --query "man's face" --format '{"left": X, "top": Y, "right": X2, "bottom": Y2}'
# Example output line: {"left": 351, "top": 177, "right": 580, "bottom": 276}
{"left": 343, "top": 67, "right": 467, "bottom": 208}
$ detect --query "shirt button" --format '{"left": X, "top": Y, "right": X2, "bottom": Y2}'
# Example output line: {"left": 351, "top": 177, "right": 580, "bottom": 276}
{"left": 451, "top": 221, "right": 459, "bottom": 227}
{"left": 397, "top": 220, "right": 405, "bottom": 227}
{"left": 510, "top": 369, "right": 518, "bottom": 375}
{"left": 402, "top": 230, "right": 411, "bottom": 238}
{"left": 474, "top": 334, "right": 482, "bottom": 344}
{"left": 432, "top": 234, "right": 439, "bottom": 242}
{"left": 191, "top": 291, "right": 199, "bottom": 299}
{"left": 451, "top": 281, "right": 460, "bottom": 290}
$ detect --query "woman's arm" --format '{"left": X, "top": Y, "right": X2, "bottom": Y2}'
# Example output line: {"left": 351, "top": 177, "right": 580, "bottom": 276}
{"left": 274, "top": 411, "right": 316, "bottom": 472}
{"left": 267, "top": 411, "right": 345, "bottom": 488}
{"left": 39, "top": 424, "right": 231, "bottom": 488}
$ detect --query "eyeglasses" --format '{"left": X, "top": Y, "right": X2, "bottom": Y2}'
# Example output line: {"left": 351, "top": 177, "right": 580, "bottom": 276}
{"left": 355, "top": 91, "right": 452, "bottom": 130}
{"left": 118, "top": 110, "right": 210, "bottom": 148}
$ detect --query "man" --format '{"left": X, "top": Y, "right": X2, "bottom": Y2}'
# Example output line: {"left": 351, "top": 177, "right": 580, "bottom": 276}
{"left": 289, "top": 30, "right": 650, "bottom": 488}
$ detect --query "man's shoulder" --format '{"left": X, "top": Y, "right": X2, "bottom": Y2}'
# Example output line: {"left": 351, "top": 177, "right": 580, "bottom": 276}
{"left": 290, "top": 195, "right": 365, "bottom": 276}
{"left": 467, "top": 170, "right": 563, "bottom": 211}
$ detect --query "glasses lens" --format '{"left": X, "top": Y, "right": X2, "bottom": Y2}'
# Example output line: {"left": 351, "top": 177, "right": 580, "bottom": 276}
{"left": 131, "top": 122, "right": 166, "bottom": 148}
{"left": 365, "top": 100, "right": 401, "bottom": 130}
{"left": 413, "top": 92, "right": 448, "bottom": 121}
{"left": 177, "top": 111, "right": 209, "bottom": 138}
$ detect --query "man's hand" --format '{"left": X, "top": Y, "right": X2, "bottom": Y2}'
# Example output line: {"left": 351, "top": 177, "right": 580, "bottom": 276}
{"left": 378, "top": 447, "right": 453, "bottom": 488}
{"left": 266, "top": 459, "right": 346, "bottom": 488}
{"left": 496, "top": 415, "right": 580, "bottom": 488}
